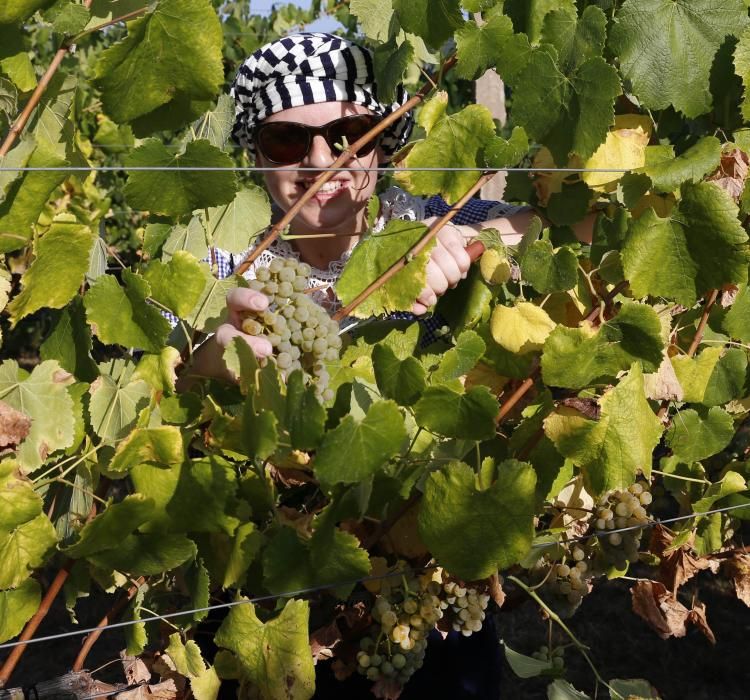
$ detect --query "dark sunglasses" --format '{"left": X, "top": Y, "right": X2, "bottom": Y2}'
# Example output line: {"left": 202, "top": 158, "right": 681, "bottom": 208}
{"left": 254, "top": 114, "right": 382, "bottom": 165}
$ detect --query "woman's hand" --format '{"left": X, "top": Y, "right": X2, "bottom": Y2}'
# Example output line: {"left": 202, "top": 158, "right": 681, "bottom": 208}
{"left": 412, "top": 220, "right": 474, "bottom": 315}
{"left": 215, "top": 288, "right": 274, "bottom": 360}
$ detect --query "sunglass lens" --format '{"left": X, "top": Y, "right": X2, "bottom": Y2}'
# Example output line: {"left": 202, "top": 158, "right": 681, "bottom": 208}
{"left": 330, "top": 115, "right": 380, "bottom": 157}
{"left": 257, "top": 123, "right": 310, "bottom": 164}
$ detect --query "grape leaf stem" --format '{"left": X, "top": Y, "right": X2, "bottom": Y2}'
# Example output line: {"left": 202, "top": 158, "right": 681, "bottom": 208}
{"left": 234, "top": 55, "right": 458, "bottom": 278}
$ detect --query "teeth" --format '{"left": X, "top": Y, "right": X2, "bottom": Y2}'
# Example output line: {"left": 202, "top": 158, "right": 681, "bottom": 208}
{"left": 316, "top": 181, "right": 346, "bottom": 194}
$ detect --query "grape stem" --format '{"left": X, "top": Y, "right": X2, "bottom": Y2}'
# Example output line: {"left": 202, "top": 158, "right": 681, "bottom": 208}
{"left": 507, "top": 575, "right": 624, "bottom": 700}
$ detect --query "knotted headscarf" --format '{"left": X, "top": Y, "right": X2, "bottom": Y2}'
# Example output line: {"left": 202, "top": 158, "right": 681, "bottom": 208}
{"left": 230, "top": 32, "right": 414, "bottom": 159}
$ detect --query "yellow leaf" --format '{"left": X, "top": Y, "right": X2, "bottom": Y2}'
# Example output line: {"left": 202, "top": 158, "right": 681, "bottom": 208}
{"left": 490, "top": 302, "right": 556, "bottom": 354}
{"left": 532, "top": 147, "right": 582, "bottom": 206}
{"left": 583, "top": 115, "right": 652, "bottom": 192}
{"left": 479, "top": 248, "right": 513, "bottom": 285}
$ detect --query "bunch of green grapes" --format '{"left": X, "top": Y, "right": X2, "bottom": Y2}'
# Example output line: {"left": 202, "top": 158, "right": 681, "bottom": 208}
{"left": 540, "top": 543, "right": 592, "bottom": 607}
{"left": 356, "top": 581, "right": 442, "bottom": 686}
{"left": 531, "top": 644, "right": 565, "bottom": 670}
{"left": 243, "top": 258, "right": 341, "bottom": 400}
{"left": 592, "top": 480, "right": 652, "bottom": 569}
{"left": 438, "top": 580, "right": 490, "bottom": 636}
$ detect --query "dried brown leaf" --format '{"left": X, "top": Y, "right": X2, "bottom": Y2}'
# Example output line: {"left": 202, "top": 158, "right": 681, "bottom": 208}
{"left": 121, "top": 653, "right": 152, "bottom": 685}
{"left": 686, "top": 600, "right": 716, "bottom": 644}
{"left": 0, "top": 400, "right": 31, "bottom": 448}
{"left": 648, "top": 525, "right": 718, "bottom": 594}
{"left": 707, "top": 147, "right": 749, "bottom": 202}
{"left": 631, "top": 580, "right": 690, "bottom": 639}
{"left": 643, "top": 355, "right": 683, "bottom": 402}
{"left": 115, "top": 680, "right": 178, "bottom": 700}
{"left": 721, "top": 553, "right": 750, "bottom": 607}
{"left": 488, "top": 572, "right": 506, "bottom": 608}
{"left": 559, "top": 397, "right": 600, "bottom": 420}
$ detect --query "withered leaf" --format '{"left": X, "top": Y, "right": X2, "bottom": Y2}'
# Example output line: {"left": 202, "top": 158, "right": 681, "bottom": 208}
{"left": 707, "top": 147, "right": 749, "bottom": 202}
{"left": 721, "top": 553, "right": 750, "bottom": 608}
{"left": 686, "top": 600, "right": 716, "bottom": 644}
{"left": 631, "top": 579, "right": 690, "bottom": 639}
{"left": 648, "top": 525, "right": 719, "bottom": 594}
{"left": 0, "top": 401, "right": 31, "bottom": 448}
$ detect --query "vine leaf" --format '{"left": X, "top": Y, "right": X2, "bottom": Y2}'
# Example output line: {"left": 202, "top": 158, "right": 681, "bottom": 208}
{"left": 455, "top": 13, "right": 515, "bottom": 80}
{"left": 336, "top": 219, "right": 434, "bottom": 318}
{"left": 622, "top": 182, "right": 750, "bottom": 307}
{"left": 109, "top": 426, "right": 185, "bottom": 475}
{"left": 609, "top": 0, "right": 748, "bottom": 118}
{"left": 0, "top": 360, "right": 75, "bottom": 473}
{"left": 372, "top": 343, "right": 426, "bottom": 406}
{"left": 94, "top": 0, "right": 223, "bottom": 126}
{"left": 46, "top": 1, "right": 90, "bottom": 35}
{"left": 88, "top": 360, "right": 151, "bottom": 442}
{"left": 0, "top": 460, "right": 41, "bottom": 530}
{"left": 723, "top": 283, "right": 750, "bottom": 341}
{"left": 313, "top": 400, "right": 406, "bottom": 489}
{"left": 392, "top": 0, "right": 463, "bottom": 49}
{"left": 541, "top": 302, "right": 665, "bottom": 389}
{"left": 0, "top": 403, "right": 30, "bottom": 450}
{"left": 143, "top": 251, "right": 208, "bottom": 318}
{"left": 502, "top": 0, "right": 577, "bottom": 45}
{"left": 132, "top": 346, "right": 182, "bottom": 394}
{"left": 132, "top": 456, "right": 241, "bottom": 536}
{"left": 191, "top": 93, "right": 235, "bottom": 150}
{"left": 262, "top": 526, "right": 370, "bottom": 598}
{"left": 40, "top": 297, "right": 98, "bottom": 382}
{"left": 165, "top": 634, "right": 221, "bottom": 700}
{"left": 123, "top": 139, "right": 237, "bottom": 217}
{"left": 413, "top": 385, "right": 498, "bottom": 441}
{"left": 7, "top": 223, "right": 96, "bottom": 325}
{"left": 0, "top": 513, "right": 57, "bottom": 589}
{"left": 432, "top": 330, "right": 485, "bottom": 383}
{"left": 418, "top": 460, "right": 536, "bottom": 580}
{"left": 0, "top": 0, "right": 53, "bottom": 24}
{"left": 284, "top": 371, "right": 325, "bottom": 451}
{"left": 373, "top": 37, "right": 414, "bottom": 103}
{"left": 736, "top": 26, "right": 750, "bottom": 121}
{"left": 666, "top": 407, "right": 734, "bottom": 463}
{"left": 490, "top": 302, "right": 556, "bottom": 354}
{"left": 395, "top": 103, "right": 498, "bottom": 204}
{"left": 0, "top": 25, "right": 36, "bottom": 91}
{"left": 545, "top": 364, "right": 663, "bottom": 495}
{"left": 184, "top": 266, "right": 239, "bottom": 334}
{"left": 84, "top": 270, "right": 171, "bottom": 353}
{"left": 0, "top": 578, "right": 40, "bottom": 644}
{"left": 519, "top": 239, "right": 578, "bottom": 294}
{"left": 215, "top": 598, "right": 315, "bottom": 700}
{"left": 201, "top": 186, "right": 271, "bottom": 256}
{"left": 88, "top": 532, "right": 197, "bottom": 576}
{"left": 641, "top": 136, "right": 722, "bottom": 193}
{"left": 349, "top": 0, "right": 393, "bottom": 41}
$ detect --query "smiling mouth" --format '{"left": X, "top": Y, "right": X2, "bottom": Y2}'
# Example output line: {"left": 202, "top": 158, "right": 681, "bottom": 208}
{"left": 300, "top": 179, "right": 350, "bottom": 202}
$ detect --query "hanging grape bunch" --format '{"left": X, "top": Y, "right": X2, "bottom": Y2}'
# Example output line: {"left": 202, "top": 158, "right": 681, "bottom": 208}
{"left": 538, "top": 542, "right": 594, "bottom": 611}
{"left": 439, "top": 579, "right": 490, "bottom": 636}
{"left": 592, "top": 480, "right": 652, "bottom": 570}
{"left": 242, "top": 258, "right": 342, "bottom": 400}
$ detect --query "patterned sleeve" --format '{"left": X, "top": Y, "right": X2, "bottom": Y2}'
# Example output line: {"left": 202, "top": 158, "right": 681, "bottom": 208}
{"left": 423, "top": 194, "right": 528, "bottom": 224}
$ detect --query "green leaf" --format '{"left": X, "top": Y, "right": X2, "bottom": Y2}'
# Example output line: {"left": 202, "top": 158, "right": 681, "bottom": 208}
{"left": 64, "top": 494, "right": 154, "bottom": 558}
{"left": 373, "top": 37, "right": 414, "bottom": 103}
{"left": 313, "top": 400, "right": 406, "bottom": 489}
{"left": 0, "top": 513, "right": 57, "bottom": 588}
{"left": 350, "top": 0, "right": 393, "bottom": 41}
{"left": 609, "top": 0, "right": 748, "bottom": 118}
{"left": 541, "top": 6, "right": 607, "bottom": 73}
{"left": 84, "top": 271, "right": 171, "bottom": 353}
{"left": 192, "top": 94, "right": 235, "bottom": 150}
{"left": 641, "top": 137, "right": 722, "bottom": 193}
{"left": 736, "top": 27, "right": 750, "bottom": 121}
{"left": 483, "top": 127, "right": 530, "bottom": 170}
{"left": 0, "top": 460, "right": 42, "bottom": 530}
{"left": 0, "top": 578, "right": 40, "bottom": 643}
{"left": 202, "top": 186, "right": 271, "bottom": 256}
{"left": 262, "top": 526, "right": 370, "bottom": 597}
{"left": 622, "top": 182, "right": 750, "bottom": 306}
{"left": 109, "top": 426, "right": 184, "bottom": 475}
{"left": 285, "top": 371, "right": 325, "bottom": 451}
{"left": 123, "top": 139, "right": 237, "bottom": 217}
{"left": 666, "top": 407, "right": 734, "bottom": 463}
{"left": 28, "top": 73, "right": 76, "bottom": 152}
{"left": 490, "top": 302, "right": 556, "bottom": 354}
{"left": 0, "top": 139, "right": 68, "bottom": 253}
{"left": 163, "top": 217, "right": 209, "bottom": 261}
{"left": 47, "top": 1, "right": 90, "bottom": 35}
{"left": 547, "top": 679, "right": 592, "bottom": 700}
{"left": 503, "top": 642, "right": 554, "bottom": 678}
{"left": 608, "top": 679, "right": 660, "bottom": 700}
{"left": 7, "top": 223, "right": 96, "bottom": 325}
{"left": 132, "top": 346, "right": 182, "bottom": 394}
{"left": 419, "top": 460, "right": 536, "bottom": 579}
{"left": 544, "top": 364, "right": 663, "bottom": 495}
{"left": 88, "top": 361, "right": 151, "bottom": 442}
{"left": 88, "top": 532, "right": 197, "bottom": 575}
{"left": 0, "top": 0, "right": 54, "bottom": 24}
{"left": 166, "top": 633, "right": 220, "bottom": 699}
{"left": 520, "top": 240, "right": 578, "bottom": 294}
{"left": 143, "top": 251, "right": 208, "bottom": 318}
{"left": 702, "top": 347, "right": 747, "bottom": 407}
{"left": 455, "top": 14, "right": 515, "bottom": 80}
{"left": 372, "top": 343, "right": 426, "bottom": 406}
{"left": 541, "top": 302, "right": 665, "bottom": 389}
{"left": 692, "top": 471, "right": 747, "bottom": 515}
{"left": 185, "top": 266, "right": 239, "bottom": 333}
{"left": 336, "top": 219, "right": 434, "bottom": 318}
{"left": 503, "top": 0, "right": 576, "bottom": 44}
{"left": 0, "top": 25, "right": 36, "bottom": 92}
{"left": 131, "top": 456, "right": 240, "bottom": 536}
{"left": 671, "top": 347, "right": 722, "bottom": 404}
{"left": 0, "top": 360, "right": 74, "bottom": 473}
{"left": 723, "top": 283, "right": 750, "bottom": 341}
{"left": 215, "top": 598, "right": 314, "bottom": 700}
{"left": 40, "top": 298, "right": 98, "bottom": 382}
{"left": 395, "top": 104, "right": 497, "bottom": 204}
{"left": 414, "top": 385, "right": 498, "bottom": 440}
{"left": 432, "top": 330, "right": 485, "bottom": 383}
{"left": 435, "top": 265, "right": 493, "bottom": 333}
{"left": 94, "top": 0, "right": 223, "bottom": 125}
{"left": 392, "top": 0, "right": 463, "bottom": 48}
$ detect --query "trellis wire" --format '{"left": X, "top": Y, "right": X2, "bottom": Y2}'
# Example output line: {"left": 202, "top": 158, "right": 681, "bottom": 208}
{"left": 0, "top": 166, "right": 634, "bottom": 173}
{"left": 0, "top": 500, "right": 747, "bottom": 654}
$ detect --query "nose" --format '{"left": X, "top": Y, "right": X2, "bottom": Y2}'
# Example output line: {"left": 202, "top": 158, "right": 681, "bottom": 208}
{"left": 303, "top": 133, "right": 336, "bottom": 170}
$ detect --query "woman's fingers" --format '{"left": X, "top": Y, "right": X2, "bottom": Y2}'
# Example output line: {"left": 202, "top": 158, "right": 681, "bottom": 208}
{"left": 436, "top": 226, "right": 471, "bottom": 280}
{"left": 215, "top": 323, "right": 273, "bottom": 358}
{"left": 226, "top": 287, "right": 269, "bottom": 325}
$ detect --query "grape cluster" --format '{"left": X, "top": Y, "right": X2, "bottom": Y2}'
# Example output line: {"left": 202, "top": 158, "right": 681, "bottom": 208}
{"left": 439, "top": 580, "right": 490, "bottom": 636}
{"left": 541, "top": 543, "right": 592, "bottom": 608}
{"left": 593, "top": 480, "right": 652, "bottom": 569}
{"left": 243, "top": 258, "right": 341, "bottom": 400}
{"left": 356, "top": 580, "right": 441, "bottom": 686}
{"left": 531, "top": 644, "right": 565, "bottom": 670}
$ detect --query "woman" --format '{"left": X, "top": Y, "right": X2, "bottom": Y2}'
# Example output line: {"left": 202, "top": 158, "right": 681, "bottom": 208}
{"left": 181, "top": 32, "right": 538, "bottom": 387}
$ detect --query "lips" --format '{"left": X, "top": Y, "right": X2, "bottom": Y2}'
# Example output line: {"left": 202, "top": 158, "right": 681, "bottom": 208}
{"left": 298, "top": 178, "right": 350, "bottom": 203}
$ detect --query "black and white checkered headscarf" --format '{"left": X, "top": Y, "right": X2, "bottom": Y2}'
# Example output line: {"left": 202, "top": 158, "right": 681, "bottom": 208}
{"left": 230, "top": 32, "right": 414, "bottom": 159}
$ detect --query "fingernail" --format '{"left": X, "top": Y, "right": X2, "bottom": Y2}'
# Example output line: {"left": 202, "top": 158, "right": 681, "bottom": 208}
{"left": 250, "top": 296, "right": 266, "bottom": 311}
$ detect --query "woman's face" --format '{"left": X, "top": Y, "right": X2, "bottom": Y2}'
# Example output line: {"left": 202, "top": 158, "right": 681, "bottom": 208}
{"left": 256, "top": 101, "right": 383, "bottom": 237}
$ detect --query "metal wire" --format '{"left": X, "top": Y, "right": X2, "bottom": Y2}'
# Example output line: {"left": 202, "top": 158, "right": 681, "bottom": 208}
{"left": 0, "top": 500, "right": 747, "bottom": 654}
{"left": 0, "top": 166, "right": 634, "bottom": 173}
